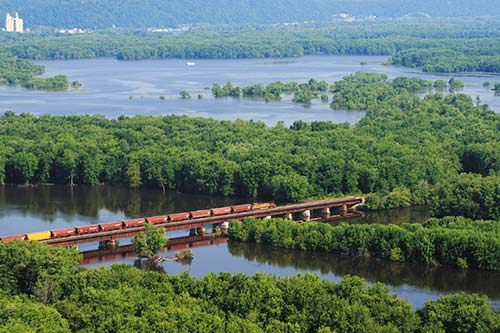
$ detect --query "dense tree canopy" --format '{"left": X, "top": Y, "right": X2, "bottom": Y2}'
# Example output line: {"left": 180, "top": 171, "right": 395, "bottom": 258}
{"left": 229, "top": 216, "right": 500, "bottom": 271}
{"left": 0, "top": 241, "right": 499, "bottom": 332}
{"left": 0, "top": 76, "right": 498, "bottom": 204}
{"left": 0, "top": 0, "right": 499, "bottom": 29}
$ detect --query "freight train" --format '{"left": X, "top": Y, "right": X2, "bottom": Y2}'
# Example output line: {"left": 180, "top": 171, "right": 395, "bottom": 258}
{"left": 0, "top": 202, "right": 276, "bottom": 242}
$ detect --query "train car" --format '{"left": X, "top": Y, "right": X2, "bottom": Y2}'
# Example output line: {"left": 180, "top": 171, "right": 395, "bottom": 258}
{"left": 211, "top": 206, "right": 232, "bottom": 216}
{"left": 168, "top": 212, "right": 191, "bottom": 222}
{"left": 231, "top": 204, "right": 252, "bottom": 213}
{"left": 99, "top": 222, "right": 124, "bottom": 232}
{"left": 76, "top": 225, "right": 100, "bottom": 234}
{"left": 124, "top": 218, "right": 147, "bottom": 228}
{"left": 190, "top": 209, "right": 212, "bottom": 219}
{"left": 145, "top": 216, "right": 167, "bottom": 224}
{"left": 51, "top": 228, "right": 77, "bottom": 238}
{"left": 0, "top": 234, "right": 26, "bottom": 242}
{"left": 26, "top": 231, "right": 52, "bottom": 241}
{"left": 251, "top": 202, "right": 276, "bottom": 210}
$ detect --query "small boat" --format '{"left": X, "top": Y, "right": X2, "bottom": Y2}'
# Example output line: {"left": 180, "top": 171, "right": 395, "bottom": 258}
{"left": 185, "top": 62, "right": 196, "bottom": 66}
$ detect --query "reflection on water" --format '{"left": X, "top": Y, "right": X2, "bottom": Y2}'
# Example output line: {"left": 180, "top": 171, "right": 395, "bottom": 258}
{"left": 348, "top": 206, "right": 431, "bottom": 225}
{"left": 0, "top": 185, "right": 246, "bottom": 236}
{"left": 228, "top": 241, "right": 500, "bottom": 302}
{"left": 3, "top": 184, "right": 499, "bottom": 309}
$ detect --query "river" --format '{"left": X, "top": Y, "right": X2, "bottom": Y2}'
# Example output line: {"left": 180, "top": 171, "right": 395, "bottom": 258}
{"left": 0, "top": 56, "right": 499, "bottom": 126}
{"left": 2, "top": 55, "right": 500, "bottom": 309}
{"left": 1, "top": 185, "right": 499, "bottom": 310}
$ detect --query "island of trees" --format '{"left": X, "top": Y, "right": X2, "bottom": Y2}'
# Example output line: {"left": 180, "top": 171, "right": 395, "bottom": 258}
{"left": 210, "top": 74, "right": 465, "bottom": 106}
{"left": 0, "top": 54, "right": 80, "bottom": 90}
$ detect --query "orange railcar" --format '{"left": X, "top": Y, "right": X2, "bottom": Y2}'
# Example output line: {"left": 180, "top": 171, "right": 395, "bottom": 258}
{"left": 51, "top": 228, "right": 77, "bottom": 238}
{"left": 124, "top": 218, "right": 147, "bottom": 228}
{"left": 168, "top": 212, "right": 190, "bottom": 222}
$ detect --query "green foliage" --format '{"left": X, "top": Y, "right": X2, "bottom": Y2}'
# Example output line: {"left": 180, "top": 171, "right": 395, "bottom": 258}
{"left": 0, "top": 85, "right": 498, "bottom": 203}
{"left": 179, "top": 91, "right": 191, "bottom": 99}
{"left": 418, "top": 293, "right": 495, "bottom": 332}
{"left": 132, "top": 223, "right": 167, "bottom": 257}
{"left": 2, "top": 1, "right": 500, "bottom": 28}
{"left": 0, "top": 55, "right": 76, "bottom": 90}
{"left": 212, "top": 82, "right": 241, "bottom": 97}
{"left": 0, "top": 241, "right": 81, "bottom": 295}
{"left": 229, "top": 217, "right": 500, "bottom": 271}
{"left": 0, "top": 295, "right": 70, "bottom": 333}
{"left": 431, "top": 174, "right": 500, "bottom": 220}
{"left": 1, "top": 242, "right": 499, "bottom": 332}
{"left": 2, "top": 18, "right": 500, "bottom": 73}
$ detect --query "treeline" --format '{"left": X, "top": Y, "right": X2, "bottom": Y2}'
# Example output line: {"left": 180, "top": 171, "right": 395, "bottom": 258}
{"left": 1, "top": 85, "right": 499, "bottom": 206}
{"left": 210, "top": 74, "right": 465, "bottom": 108}
{"left": 212, "top": 79, "right": 328, "bottom": 103}
{"left": 229, "top": 217, "right": 500, "bottom": 271}
{"left": 330, "top": 73, "right": 463, "bottom": 110}
{"left": 0, "top": 54, "right": 80, "bottom": 90}
{"left": 1, "top": 240, "right": 500, "bottom": 332}
{"left": 2, "top": 19, "right": 500, "bottom": 73}
{"left": 1, "top": 0, "right": 500, "bottom": 28}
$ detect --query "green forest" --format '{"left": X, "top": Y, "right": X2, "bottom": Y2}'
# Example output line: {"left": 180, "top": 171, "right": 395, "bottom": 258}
{"left": 0, "top": 0, "right": 498, "bottom": 29}
{"left": 2, "top": 18, "right": 500, "bottom": 73}
{"left": 1, "top": 72, "right": 498, "bottom": 209}
{"left": 1, "top": 240, "right": 500, "bottom": 332}
{"left": 229, "top": 216, "right": 500, "bottom": 271}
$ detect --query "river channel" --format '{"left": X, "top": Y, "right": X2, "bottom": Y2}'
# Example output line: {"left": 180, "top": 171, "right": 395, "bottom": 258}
{"left": 1, "top": 185, "right": 499, "bottom": 310}
{"left": 0, "top": 55, "right": 499, "bottom": 126}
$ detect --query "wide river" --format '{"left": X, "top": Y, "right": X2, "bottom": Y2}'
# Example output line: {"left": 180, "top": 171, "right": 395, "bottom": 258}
{"left": 2, "top": 55, "right": 500, "bottom": 309}
{"left": 0, "top": 55, "right": 499, "bottom": 125}
{"left": 1, "top": 185, "right": 499, "bottom": 310}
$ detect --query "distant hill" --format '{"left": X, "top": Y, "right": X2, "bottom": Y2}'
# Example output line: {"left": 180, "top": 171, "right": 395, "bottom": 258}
{"left": 0, "top": 0, "right": 498, "bottom": 29}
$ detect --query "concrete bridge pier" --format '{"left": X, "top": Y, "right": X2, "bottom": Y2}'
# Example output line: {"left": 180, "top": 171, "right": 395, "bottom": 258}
{"left": 342, "top": 204, "right": 348, "bottom": 216}
{"left": 284, "top": 213, "right": 293, "bottom": 220}
{"left": 221, "top": 221, "right": 230, "bottom": 231}
{"left": 321, "top": 207, "right": 330, "bottom": 220}
{"left": 197, "top": 226, "right": 207, "bottom": 236}
{"left": 301, "top": 210, "right": 311, "bottom": 222}
{"left": 189, "top": 228, "right": 197, "bottom": 236}
{"left": 98, "top": 240, "right": 116, "bottom": 250}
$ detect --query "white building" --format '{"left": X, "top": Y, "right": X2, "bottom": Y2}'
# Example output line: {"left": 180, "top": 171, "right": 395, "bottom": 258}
{"left": 5, "top": 12, "right": 24, "bottom": 32}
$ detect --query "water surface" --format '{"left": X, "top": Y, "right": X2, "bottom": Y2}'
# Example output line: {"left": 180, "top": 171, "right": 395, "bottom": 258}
{"left": 1, "top": 56, "right": 498, "bottom": 126}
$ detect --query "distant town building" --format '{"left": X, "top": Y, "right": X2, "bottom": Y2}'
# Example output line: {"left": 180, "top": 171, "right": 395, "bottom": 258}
{"left": 5, "top": 12, "right": 23, "bottom": 32}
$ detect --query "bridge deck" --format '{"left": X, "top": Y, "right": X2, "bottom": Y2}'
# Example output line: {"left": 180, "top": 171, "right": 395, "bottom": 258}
{"left": 42, "top": 197, "right": 363, "bottom": 247}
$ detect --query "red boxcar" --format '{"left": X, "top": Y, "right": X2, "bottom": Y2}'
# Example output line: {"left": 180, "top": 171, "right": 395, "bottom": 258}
{"left": 76, "top": 225, "right": 100, "bottom": 234}
{"left": 190, "top": 209, "right": 212, "bottom": 219}
{"left": 99, "top": 222, "right": 124, "bottom": 232}
{"left": 146, "top": 216, "right": 167, "bottom": 224}
{"left": 211, "top": 207, "right": 232, "bottom": 216}
{"left": 51, "top": 228, "right": 76, "bottom": 238}
{"left": 0, "top": 234, "right": 26, "bottom": 242}
{"left": 231, "top": 204, "right": 252, "bottom": 213}
{"left": 124, "top": 218, "right": 147, "bottom": 227}
{"left": 168, "top": 212, "right": 190, "bottom": 222}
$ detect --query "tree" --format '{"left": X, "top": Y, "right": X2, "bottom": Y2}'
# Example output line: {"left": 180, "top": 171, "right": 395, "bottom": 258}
{"left": 179, "top": 91, "right": 191, "bottom": 99}
{"left": 10, "top": 151, "right": 38, "bottom": 185}
{"left": 0, "top": 241, "right": 81, "bottom": 296}
{"left": 132, "top": 223, "right": 167, "bottom": 258}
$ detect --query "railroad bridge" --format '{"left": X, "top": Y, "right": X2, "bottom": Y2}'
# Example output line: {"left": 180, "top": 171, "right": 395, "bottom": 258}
{"left": 2, "top": 197, "right": 364, "bottom": 248}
